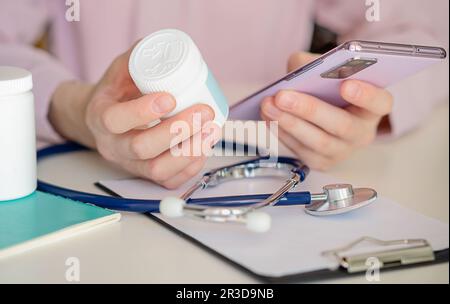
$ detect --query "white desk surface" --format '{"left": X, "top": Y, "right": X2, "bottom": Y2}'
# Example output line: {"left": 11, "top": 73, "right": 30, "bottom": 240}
{"left": 0, "top": 102, "right": 448, "bottom": 284}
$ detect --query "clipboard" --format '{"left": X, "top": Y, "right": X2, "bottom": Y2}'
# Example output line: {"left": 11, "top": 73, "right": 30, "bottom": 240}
{"left": 146, "top": 213, "right": 449, "bottom": 283}
{"left": 96, "top": 169, "right": 449, "bottom": 283}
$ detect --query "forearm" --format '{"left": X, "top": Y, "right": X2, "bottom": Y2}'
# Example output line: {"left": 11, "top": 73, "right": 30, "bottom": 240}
{"left": 49, "top": 81, "right": 97, "bottom": 149}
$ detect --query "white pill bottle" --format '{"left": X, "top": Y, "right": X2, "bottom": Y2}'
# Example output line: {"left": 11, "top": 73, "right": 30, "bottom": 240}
{"left": 128, "top": 29, "right": 229, "bottom": 126}
{"left": 0, "top": 66, "right": 36, "bottom": 201}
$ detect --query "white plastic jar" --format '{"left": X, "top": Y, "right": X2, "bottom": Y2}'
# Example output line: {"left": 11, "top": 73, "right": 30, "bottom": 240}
{"left": 0, "top": 66, "right": 36, "bottom": 201}
{"left": 128, "top": 29, "right": 229, "bottom": 126}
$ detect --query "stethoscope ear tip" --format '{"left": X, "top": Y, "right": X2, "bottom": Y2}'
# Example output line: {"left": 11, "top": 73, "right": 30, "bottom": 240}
{"left": 160, "top": 196, "right": 186, "bottom": 218}
{"left": 246, "top": 211, "right": 271, "bottom": 233}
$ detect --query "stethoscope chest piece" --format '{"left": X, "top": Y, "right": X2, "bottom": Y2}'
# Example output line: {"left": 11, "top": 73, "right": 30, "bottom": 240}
{"left": 304, "top": 184, "right": 377, "bottom": 216}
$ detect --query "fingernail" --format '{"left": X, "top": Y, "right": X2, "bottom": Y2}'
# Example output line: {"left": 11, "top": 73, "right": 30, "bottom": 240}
{"left": 277, "top": 91, "right": 297, "bottom": 109}
{"left": 262, "top": 101, "right": 282, "bottom": 119}
{"left": 200, "top": 107, "right": 215, "bottom": 122}
{"left": 153, "top": 95, "right": 175, "bottom": 113}
{"left": 345, "top": 82, "right": 361, "bottom": 100}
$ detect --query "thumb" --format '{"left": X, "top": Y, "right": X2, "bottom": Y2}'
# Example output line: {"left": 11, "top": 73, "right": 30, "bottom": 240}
{"left": 287, "top": 52, "right": 321, "bottom": 72}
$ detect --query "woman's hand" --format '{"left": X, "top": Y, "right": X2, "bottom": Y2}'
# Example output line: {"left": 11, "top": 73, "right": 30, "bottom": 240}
{"left": 260, "top": 52, "right": 393, "bottom": 170}
{"left": 49, "top": 45, "right": 220, "bottom": 189}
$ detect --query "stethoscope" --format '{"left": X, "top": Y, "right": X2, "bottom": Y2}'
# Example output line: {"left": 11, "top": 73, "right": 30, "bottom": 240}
{"left": 37, "top": 142, "right": 377, "bottom": 232}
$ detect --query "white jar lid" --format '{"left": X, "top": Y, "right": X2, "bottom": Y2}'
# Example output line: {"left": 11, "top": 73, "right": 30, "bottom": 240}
{"left": 0, "top": 66, "right": 33, "bottom": 97}
{"left": 129, "top": 29, "right": 204, "bottom": 96}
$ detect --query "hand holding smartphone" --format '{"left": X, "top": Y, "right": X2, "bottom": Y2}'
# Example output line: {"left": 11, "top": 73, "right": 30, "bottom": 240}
{"left": 229, "top": 40, "right": 446, "bottom": 120}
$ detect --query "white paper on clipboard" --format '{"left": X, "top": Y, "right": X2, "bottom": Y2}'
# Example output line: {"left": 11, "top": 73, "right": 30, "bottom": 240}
{"left": 98, "top": 156, "right": 449, "bottom": 278}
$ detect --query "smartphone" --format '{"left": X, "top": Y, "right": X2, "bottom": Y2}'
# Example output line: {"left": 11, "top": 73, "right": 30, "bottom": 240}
{"left": 229, "top": 40, "right": 447, "bottom": 120}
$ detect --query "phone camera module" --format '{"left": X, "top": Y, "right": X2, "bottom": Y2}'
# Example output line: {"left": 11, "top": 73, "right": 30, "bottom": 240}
{"left": 321, "top": 58, "right": 377, "bottom": 79}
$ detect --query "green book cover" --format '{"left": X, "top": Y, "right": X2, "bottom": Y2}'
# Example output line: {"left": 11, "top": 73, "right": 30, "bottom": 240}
{"left": 0, "top": 191, "right": 120, "bottom": 258}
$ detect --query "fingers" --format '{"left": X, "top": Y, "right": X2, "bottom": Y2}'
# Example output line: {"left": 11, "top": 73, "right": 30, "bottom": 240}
{"left": 171, "top": 121, "right": 222, "bottom": 158}
{"left": 102, "top": 92, "right": 176, "bottom": 134}
{"left": 276, "top": 128, "right": 336, "bottom": 171}
{"left": 122, "top": 152, "right": 206, "bottom": 186}
{"left": 287, "top": 52, "right": 321, "bottom": 72}
{"left": 121, "top": 156, "right": 207, "bottom": 189}
{"left": 98, "top": 104, "right": 215, "bottom": 161}
{"left": 341, "top": 80, "right": 393, "bottom": 117}
{"left": 119, "top": 123, "right": 220, "bottom": 186}
{"left": 161, "top": 158, "right": 207, "bottom": 189}
{"left": 261, "top": 100, "right": 350, "bottom": 158}
{"left": 263, "top": 91, "right": 364, "bottom": 142}
{"left": 127, "top": 104, "right": 215, "bottom": 159}
{"left": 147, "top": 123, "right": 220, "bottom": 181}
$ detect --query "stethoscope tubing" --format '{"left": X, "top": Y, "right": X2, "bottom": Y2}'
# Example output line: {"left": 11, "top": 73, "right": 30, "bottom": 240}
{"left": 37, "top": 142, "right": 312, "bottom": 213}
{"left": 185, "top": 192, "right": 312, "bottom": 206}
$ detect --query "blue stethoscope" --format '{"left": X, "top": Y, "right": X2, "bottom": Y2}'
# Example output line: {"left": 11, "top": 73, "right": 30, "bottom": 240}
{"left": 37, "top": 142, "right": 377, "bottom": 232}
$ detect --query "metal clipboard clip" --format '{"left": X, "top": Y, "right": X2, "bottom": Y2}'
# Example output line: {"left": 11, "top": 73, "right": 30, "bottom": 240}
{"left": 322, "top": 236, "right": 436, "bottom": 273}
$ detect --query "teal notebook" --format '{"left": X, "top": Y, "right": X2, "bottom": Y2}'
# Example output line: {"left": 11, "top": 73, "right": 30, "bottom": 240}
{"left": 0, "top": 191, "right": 121, "bottom": 258}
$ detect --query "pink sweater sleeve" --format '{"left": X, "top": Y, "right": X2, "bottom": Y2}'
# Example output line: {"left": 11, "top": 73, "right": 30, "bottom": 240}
{"left": 0, "top": 0, "right": 76, "bottom": 144}
{"left": 316, "top": 0, "right": 449, "bottom": 138}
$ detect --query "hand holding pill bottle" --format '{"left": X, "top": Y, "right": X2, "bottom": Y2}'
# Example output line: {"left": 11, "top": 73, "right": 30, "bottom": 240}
{"left": 129, "top": 29, "right": 229, "bottom": 127}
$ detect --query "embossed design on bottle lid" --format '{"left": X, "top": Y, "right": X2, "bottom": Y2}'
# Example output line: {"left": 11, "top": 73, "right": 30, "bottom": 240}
{"left": 129, "top": 29, "right": 204, "bottom": 95}
{"left": 137, "top": 32, "right": 186, "bottom": 79}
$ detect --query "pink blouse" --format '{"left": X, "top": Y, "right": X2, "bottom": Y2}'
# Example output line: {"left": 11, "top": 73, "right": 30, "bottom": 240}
{"left": 0, "top": 0, "right": 448, "bottom": 146}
